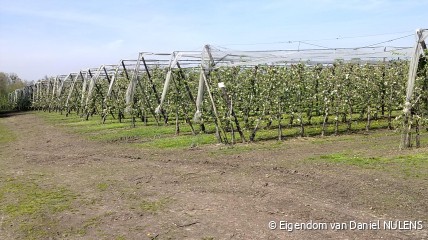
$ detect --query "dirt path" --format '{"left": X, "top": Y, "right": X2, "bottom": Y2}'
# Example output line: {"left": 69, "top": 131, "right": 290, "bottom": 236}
{"left": 0, "top": 112, "right": 427, "bottom": 239}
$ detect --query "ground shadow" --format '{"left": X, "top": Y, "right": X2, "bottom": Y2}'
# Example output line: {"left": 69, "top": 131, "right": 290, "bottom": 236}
{"left": 0, "top": 110, "right": 30, "bottom": 118}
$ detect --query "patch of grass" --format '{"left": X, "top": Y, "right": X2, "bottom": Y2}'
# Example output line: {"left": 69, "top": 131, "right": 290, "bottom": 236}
{"left": 0, "top": 121, "right": 16, "bottom": 143}
{"left": 139, "top": 198, "right": 171, "bottom": 213}
{"left": 390, "top": 154, "right": 428, "bottom": 179}
{"left": 18, "top": 216, "right": 56, "bottom": 240}
{"left": 36, "top": 111, "right": 219, "bottom": 149}
{"left": 0, "top": 181, "right": 75, "bottom": 217}
{"left": 35, "top": 110, "right": 404, "bottom": 150}
{"left": 0, "top": 177, "right": 76, "bottom": 239}
{"left": 138, "top": 133, "right": 217, "bottom": 149}
{"left": 317, "top": 153, "right": 383, "bottom": 167}
{"left": 96, "top": 182, "right": 109, "bottom": 191}
{"left": 208, "top": 140, "right": 285, "bottom": 156}
{"left": 83, "top": 216, "right": 102, "bottom": 229}
{"left": 310, "top": 135, "right": 357, "bottom": 144}
{"left": 310, "top": 152, "right": 428, "bottom": 179}
{"left": 65, "top": 215, "right": 102, "bottom": 237}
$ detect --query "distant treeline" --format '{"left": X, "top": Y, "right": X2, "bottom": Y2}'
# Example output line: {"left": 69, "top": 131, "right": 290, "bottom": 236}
{"left": 0, "top": 72, "right": 28, "bottom": 111}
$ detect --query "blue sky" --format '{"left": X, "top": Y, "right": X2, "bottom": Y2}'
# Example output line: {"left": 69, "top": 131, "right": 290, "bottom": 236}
{"left": 0, "top": 0, "right": 426, "bottom": 81}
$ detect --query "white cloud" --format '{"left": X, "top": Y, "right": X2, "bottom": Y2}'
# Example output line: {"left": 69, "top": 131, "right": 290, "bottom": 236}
{"left": 0, "top": 5, "right": 102, "bottom": 26}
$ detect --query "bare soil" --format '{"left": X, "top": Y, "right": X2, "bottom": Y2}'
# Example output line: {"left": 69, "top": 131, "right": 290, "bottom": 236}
{"left": 0, "top": 112, "right": 427, "bottom": 239}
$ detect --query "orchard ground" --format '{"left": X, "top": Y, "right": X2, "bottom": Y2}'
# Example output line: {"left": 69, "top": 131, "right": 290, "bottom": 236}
{"left": 0, "top": 111, "right": 427, "bottom": 239}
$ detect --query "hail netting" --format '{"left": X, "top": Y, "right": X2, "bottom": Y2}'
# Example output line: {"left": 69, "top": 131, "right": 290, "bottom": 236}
{"left": 20, "top": 29, "right": 428, "bottom": 147}
{"left": 125, "top": 53, "right": 166, "bottom": 113}
{"left": 65, "top": 73, "right": 80, "bottom": 108}
{"left": 188, "top": 44, "right": 412, "bottom": 122}
{"left": 155, "top": 52, "right": 183, "bottom": 114}
{"left": 85, "top": 66, "right": 103, "bottom": 108}
{"left": 120, "top": 44, "right": 414, "bottom": 120}
{"left": 404, "top": 29, "right": 428, "bottom": 114}
{"left": 80, "top": 70, "right": 91, "bottom": 109}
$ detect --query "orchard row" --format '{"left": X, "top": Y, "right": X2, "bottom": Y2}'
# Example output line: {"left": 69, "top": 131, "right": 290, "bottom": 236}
{"left": 30, "top": 59, "right": 428, "bottom": 144}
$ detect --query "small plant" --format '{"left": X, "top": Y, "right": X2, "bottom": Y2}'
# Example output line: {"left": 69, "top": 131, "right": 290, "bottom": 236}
{"left": 139, "top": 198, "right": 171, "bottom": 213}
{"left": 96, "top": 182, "right": 109, "bottom": 191}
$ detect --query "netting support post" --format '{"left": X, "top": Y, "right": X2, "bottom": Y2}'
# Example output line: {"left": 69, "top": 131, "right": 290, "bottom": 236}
{"left": 401, "top": 29, "right": 427, "bottom": 149}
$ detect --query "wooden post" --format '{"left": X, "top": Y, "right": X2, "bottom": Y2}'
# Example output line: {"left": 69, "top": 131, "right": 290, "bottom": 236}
{"left": 142, "top": 57, "right": 168, "bottom": 123}
{"left": 201, "top": 69, "right": 228, "bottom": 144}
{"left": 219, "top": 83, "right": 246, "bottom": 143}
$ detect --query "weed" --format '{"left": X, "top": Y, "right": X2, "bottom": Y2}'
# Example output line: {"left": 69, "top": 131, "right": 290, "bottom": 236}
{"left": 97, "top": 182, "right": 109, "bottom": 191}
{"left": 139, "top": 198, "right": 171, "bottom": 213}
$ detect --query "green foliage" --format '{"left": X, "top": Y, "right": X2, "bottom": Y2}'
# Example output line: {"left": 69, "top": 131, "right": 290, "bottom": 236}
{"left": 33, "top": 59, "right": 428, "bottom": 145}
{"left": 203, "top": 62, "right": 409, "bottom": 141}
{"left": 0, "top": 72, "right": 29, "bottom": 110}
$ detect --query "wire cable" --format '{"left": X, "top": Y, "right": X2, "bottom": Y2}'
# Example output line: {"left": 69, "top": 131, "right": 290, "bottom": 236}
{"left": 217, "top": 30, "right": 414, "bottom": 47}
